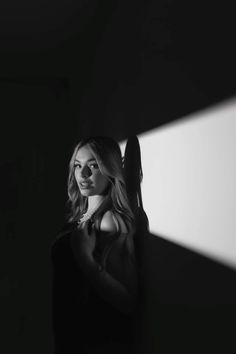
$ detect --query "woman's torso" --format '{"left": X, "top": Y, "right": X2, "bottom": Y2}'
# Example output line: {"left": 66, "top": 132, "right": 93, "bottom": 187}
{"left": 51, "top": 212, "right": 135, "bottom": 354}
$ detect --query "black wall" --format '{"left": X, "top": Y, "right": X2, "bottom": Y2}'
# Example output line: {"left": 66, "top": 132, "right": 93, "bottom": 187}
{"left": 1, "top": 1, "right": 236, "bottom": 353}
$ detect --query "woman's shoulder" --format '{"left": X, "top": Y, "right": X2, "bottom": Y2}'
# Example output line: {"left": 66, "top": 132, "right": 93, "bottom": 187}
{"left": 98, "top": 209, "right": 132, "bottom": 235}
{"left": 99, "top": 210, "right": 119, "bottom": 233}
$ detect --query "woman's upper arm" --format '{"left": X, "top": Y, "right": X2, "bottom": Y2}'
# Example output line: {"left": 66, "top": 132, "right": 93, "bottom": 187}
{"left": 121, "top": 233, "right": 138, "bottom": 296}
{"left": 100, "top": 211, "right": 137, "bottom": 295}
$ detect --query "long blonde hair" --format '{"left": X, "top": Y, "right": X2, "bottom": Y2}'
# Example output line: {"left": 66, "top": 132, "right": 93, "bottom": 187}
{"left": 67, "top": 136, "right": 134, "bottom": 230}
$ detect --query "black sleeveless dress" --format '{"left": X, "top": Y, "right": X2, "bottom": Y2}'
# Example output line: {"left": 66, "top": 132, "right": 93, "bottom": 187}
{"left": 51, "top": 217, "right": 136, "bottom": 354}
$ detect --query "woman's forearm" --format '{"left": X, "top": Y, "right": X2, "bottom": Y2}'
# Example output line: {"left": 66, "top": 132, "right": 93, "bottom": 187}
{"left": 78, "top": 254, "right": 136, "bottom": 314}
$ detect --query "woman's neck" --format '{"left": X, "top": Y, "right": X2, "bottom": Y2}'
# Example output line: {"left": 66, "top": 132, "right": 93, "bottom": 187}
{"left": 87, "top": 195, "right": 105, "bottom": 213}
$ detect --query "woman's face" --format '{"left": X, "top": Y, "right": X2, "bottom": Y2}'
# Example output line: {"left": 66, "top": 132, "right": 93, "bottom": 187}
{"left": 74, "top": 145, "right": 109, "bottom": 197}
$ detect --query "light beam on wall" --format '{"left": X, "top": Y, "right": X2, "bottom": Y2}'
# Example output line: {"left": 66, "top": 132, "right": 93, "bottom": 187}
{"left": 120, "top": 97, "right": 236, "bottom": 270}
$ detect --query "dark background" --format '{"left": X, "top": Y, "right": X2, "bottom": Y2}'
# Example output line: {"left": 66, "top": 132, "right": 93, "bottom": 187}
{"left": 1, "top": 1, "right": 236, "bottom": 353}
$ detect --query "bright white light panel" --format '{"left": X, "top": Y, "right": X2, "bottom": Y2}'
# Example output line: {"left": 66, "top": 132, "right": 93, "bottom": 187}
{"left": 120, "top": 97, "right": 236, "bottom": 269}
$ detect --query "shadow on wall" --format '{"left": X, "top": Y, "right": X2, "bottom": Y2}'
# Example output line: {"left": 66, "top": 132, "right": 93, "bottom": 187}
{"left": 141, "top": 232, "right": 236, "bottom": 354}
{"left": 123, "top": 136, "right": 236, "bottom": 354}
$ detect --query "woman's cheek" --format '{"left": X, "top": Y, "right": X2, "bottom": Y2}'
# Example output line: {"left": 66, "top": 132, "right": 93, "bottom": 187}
{"left": 74, "top": 173, "right": 80, "bottom": 186}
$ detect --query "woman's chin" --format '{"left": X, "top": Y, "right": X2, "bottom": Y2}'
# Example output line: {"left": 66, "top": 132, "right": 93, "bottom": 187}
{"left": 80, "top": 189, "right": 92, "bottom": 196}
{"left": 79, "top": 188, "right": 96, "bottom": 197}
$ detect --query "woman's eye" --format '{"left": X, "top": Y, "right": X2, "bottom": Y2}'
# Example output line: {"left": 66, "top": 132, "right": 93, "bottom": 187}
{"left": 90, "top": 163, "right": 99, "bottom": 169}
{"left": 74, "top": 164, "right": 81, "bottom": 169}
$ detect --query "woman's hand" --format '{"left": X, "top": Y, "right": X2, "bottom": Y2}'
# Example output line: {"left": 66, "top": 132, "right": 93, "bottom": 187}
{"left": 70, "top": 222, "right": 96, "bottom": 267}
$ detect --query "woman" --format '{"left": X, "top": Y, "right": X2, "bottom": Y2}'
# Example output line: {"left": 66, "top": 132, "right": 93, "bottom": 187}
{"left": 51, "top": 136, "right": 138, "bottom": 354}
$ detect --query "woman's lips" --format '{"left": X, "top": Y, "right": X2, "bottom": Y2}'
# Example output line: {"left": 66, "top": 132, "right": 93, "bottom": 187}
{"left": 80, "top": 181, "right": 92, "bottom": 189}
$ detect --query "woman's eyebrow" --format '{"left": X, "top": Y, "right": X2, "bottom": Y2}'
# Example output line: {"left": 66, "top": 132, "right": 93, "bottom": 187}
{"left": 74, "top": 158, "right": 96, "bottom": 163}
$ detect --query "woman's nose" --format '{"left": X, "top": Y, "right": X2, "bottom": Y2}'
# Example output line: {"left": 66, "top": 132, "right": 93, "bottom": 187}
{"left": 81, "top": 166, "right": 91, "bottom": 178}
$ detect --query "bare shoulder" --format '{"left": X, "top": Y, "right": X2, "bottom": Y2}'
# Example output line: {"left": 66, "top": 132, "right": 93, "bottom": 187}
{"left": 100, "top": 210, "right": 130, "bottom": 235}
{"left": 100, "top": 210, "right": 119, "bottom": 233}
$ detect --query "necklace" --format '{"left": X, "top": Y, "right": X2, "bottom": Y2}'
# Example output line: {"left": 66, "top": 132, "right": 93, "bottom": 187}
{"left": 78, "top": 199, "right": 103, "bottom": 223}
